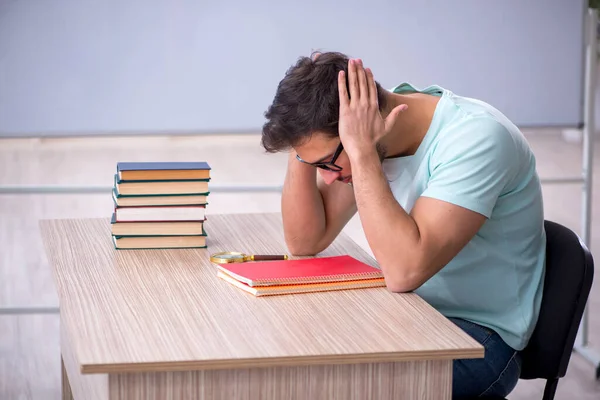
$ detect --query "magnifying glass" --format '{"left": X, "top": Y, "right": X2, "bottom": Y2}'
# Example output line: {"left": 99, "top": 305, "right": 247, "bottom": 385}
{"left": 209, "top": 251, "right": 288, "bottom": 264}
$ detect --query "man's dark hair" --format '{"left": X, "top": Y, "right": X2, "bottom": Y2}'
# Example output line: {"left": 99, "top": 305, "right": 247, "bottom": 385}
{"left": 261, "top": 51, "right": 388, "bottom": 153}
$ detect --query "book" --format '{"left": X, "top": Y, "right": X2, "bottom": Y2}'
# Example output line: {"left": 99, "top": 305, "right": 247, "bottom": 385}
{"left": 215, "top": 255, "right": 384, "bottom": 287}
{"left": 117, "top": 161, "right": 211, "bottom": 181}
{"left": 112, "top": 234, "right": 207, "bottom": 249}
{"left": 112, "top": 189, "right": 209, "bottom": 207}
{"left": 114, "top": 205, "right": 206, "bottom": 222}
{"left": 110, "top": 214, "right": 204, "bottom": 236}
{"left": 217, "top": 270, "right": 385, "bottom": 296}
{"left": 114, "top": 174, "right": 209, "bottom": 195}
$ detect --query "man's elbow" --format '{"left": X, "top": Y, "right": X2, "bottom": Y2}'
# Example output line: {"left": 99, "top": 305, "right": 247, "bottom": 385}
{"left": 288, "top": 246, "right": 318, "bottom": 257}
{"left": 285, "top": 238, "right": 327, "bottom": 257}
{"left": 381, "top": 262, "right": 427, "bottom": 293}
{"left": 385, "top": 279, "right": 419, "bottom": 293}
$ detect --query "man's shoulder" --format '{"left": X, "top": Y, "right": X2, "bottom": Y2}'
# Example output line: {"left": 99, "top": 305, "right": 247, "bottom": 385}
{"left": 429, "top": 112, "right": 522, "bottom": 164}
{"left": 441, "top": 89, "right": 526, "bottom": 142}
{"left": 425, "top": 107, "right": 537, "bottom": 194}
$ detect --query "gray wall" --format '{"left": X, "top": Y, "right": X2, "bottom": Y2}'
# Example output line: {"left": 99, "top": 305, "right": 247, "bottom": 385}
{"left": 0, "top": 0, "right": 587, "bottom": 137}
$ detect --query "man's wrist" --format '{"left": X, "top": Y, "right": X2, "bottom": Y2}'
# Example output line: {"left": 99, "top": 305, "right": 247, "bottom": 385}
{"left": 347, "top": 143, "right": 380, "bottom": 165}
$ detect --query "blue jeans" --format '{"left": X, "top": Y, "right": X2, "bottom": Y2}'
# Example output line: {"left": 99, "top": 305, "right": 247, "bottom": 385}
{"left": 450, "top": 317, "right": 522, "bottom": 399}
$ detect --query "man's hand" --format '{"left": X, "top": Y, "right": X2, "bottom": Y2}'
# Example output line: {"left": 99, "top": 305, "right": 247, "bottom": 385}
{"left": 337, "top": 59, "right": 407, "bottom": 160}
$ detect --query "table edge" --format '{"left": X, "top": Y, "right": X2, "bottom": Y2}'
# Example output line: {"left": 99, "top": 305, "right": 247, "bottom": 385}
{"left": 79, "top": 347, "right": 484, "bottom": 374}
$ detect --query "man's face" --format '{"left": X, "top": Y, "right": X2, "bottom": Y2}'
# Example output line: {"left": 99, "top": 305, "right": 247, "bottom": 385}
{"left": 294, "top": 133, "right": 352, "bottom": 185}
{"left": 294, "top": 132, "right": 387, "bottom": 186}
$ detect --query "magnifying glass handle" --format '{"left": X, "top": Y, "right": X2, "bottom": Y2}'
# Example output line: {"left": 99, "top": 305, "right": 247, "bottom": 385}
{"left": 250, "top": 255, "right": 289, "bottom": 261}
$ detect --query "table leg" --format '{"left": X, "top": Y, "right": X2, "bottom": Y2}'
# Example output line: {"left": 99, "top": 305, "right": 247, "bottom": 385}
{"left": 61, "top": 322, "right": 109, "bottom": 400}
{"left": 61, "top": 357, "right": 74, "bottom": 400}
{"left": 108, "top": 359, "right": 452, "bottom": 400}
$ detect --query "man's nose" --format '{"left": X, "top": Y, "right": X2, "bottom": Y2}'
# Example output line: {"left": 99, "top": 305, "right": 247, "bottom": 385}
{"left": 319, "top": 169, "right": 341, "bottom": 185}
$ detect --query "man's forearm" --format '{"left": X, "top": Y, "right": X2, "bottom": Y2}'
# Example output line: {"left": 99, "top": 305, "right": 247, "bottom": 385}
{"left": 281, "top": 153, "right": 327, "bottom": 254}
{"left": 350, "top": 148, "right": 422, "bottom": 291}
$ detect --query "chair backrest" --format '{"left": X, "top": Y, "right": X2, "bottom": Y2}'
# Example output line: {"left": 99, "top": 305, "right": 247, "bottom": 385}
{"left": 519, "top": 220, "right": 595, "bottom": 380}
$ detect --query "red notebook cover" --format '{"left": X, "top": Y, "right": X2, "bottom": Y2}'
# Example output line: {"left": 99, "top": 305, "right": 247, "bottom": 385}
{"left": 216, "top": 255, "right": 383, "bottom": 287}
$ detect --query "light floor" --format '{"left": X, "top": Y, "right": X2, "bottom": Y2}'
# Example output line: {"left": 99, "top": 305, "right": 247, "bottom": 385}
{"left": 0, "top": 131, "right": 599, "bottom": 399}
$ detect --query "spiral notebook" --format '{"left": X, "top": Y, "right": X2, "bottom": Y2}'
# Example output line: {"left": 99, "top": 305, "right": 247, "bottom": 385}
{"left": 216, "top": 255, "right": 384, "bottom": 289}
{"left": 217, "top": 270, "right": 385, "bottom": 297}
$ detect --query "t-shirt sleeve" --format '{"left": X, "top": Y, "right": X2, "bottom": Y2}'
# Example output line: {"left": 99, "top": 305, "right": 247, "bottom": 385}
{"left": 420, "top": 117, "right": 519, "bottom": 218}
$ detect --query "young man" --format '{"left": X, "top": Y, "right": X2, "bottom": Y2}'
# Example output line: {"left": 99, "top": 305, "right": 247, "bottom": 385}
{"left": 261, "top": 51, "right": 546, "bottom": 399}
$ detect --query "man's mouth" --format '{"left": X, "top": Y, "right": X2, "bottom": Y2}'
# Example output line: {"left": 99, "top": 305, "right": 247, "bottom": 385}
{"left": 340, "top": 176, "right": 352, "bottom": 185}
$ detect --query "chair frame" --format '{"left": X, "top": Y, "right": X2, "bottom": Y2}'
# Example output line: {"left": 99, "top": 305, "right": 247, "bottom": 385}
{"left": 519, "top": 220, "right": 595, "bottom": 400}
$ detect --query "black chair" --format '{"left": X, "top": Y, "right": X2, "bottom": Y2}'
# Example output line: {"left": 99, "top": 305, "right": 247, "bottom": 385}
{"left": 492, "top": 220, "right": 595, "bottom": 400}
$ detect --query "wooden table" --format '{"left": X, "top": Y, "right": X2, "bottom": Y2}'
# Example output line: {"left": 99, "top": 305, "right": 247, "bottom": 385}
{"left": 40, "top": 212, "right": 483, "bottom": 400}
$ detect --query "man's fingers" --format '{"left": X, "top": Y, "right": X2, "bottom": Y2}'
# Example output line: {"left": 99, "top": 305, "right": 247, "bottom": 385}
{"left": 366, "top": 68, "right": 378, "bottom": 106}
{"left": 338, "top": 70, "right": 350, "bottom": 108}
{"left": 348, "top": 59, "right": 360, "bottom": 102}
{"left": 384, "top": 104, "right": 409, "bottom": 132}
{"left": 356, "top": 59, "right": 369, "bottom": 103}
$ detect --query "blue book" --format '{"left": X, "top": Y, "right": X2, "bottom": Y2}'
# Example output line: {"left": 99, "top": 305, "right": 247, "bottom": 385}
{"left": 117, "top": 161, "right": 211, "bottom": 181}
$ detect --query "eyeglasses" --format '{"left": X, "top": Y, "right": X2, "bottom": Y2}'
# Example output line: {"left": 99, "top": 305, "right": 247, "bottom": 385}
{"left": 296, "top": 142, "right": 344, "bottom": 172}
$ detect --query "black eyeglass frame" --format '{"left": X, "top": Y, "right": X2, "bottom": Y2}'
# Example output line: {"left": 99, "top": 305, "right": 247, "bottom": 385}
{"left": 296, "top": 143, "right": 344, "bottom": 172}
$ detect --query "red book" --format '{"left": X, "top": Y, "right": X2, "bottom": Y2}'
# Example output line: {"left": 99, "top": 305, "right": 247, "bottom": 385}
{"left": 215, "top": 255, "right": 383, "bottom": 287}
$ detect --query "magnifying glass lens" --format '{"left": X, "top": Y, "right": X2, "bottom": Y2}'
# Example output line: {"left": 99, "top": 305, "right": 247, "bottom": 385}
{"left": 210, "top": 251, "right": 248, "bottom": 264}
{"left": 219, "top": 253, "right": 243, "bottom": 260}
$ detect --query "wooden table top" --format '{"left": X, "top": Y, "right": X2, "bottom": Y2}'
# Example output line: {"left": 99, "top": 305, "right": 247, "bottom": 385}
{"left": 39, "top": 213, "right": 483, "bottom": 374}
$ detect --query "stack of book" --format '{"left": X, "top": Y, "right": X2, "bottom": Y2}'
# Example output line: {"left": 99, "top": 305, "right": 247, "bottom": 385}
{"left": 216, "top": 255, "right": 386, "bottom": 296}
{"left": 110, "top": 161, "right": 211, "bottom": 249}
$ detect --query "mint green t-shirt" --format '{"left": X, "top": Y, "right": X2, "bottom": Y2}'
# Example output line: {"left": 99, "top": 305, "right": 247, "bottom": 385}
{"left": 384, "top": 83, "right": 546, "bottom": 351}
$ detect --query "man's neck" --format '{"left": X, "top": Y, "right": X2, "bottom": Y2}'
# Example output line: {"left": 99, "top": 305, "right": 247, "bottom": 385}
{"left": 379, "top": 91, "right": 440, "bottom": 159}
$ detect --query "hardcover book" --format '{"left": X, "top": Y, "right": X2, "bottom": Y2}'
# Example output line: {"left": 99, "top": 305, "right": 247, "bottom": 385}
{"left": 112, "top": 189, "right": 209, "bottom": 207}
{"left": 114, "top": 174, "right": 209, "bottom": 195}
{"left": 117, "top": 161, "right": 211, "bottom": 181}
